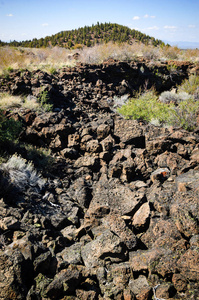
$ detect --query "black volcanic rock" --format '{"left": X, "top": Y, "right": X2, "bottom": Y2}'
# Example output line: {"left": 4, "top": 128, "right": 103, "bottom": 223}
{"left": 0, "top": 61, "right": 198, "bottom": 300}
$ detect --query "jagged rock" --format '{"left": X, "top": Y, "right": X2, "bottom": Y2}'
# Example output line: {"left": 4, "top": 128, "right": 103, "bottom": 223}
{"left": 61, "top": 147, "right": 78, "bottom": 159}
{"left": 170, "top": 182, "right": 199, "bottom": 238}
{"left": 76, "top": 289, "right": 97, "bottom": 300}
{"left": 81, "top": 229, "right": 126, "bottom": 267}
{"left": 140, "top": 218, "right": 183, "bottom": 250}
{"left": 150, "top": 167, "right": 170, "bottom": 182}
{"left": 97, "top": 123, "right": 111, "bottom": 140}
{"left": 89, "top": 178, "right": 146, "bottom": 216}
{"left": 175, "top": 169, "right": 199, "bottom": 192}
{"left": 128, "top": 276, "right": 151, "bottom": 300}
{"left": 155, "top": 283, "right": 176, "bottom": 299}
{"left": 0, "top": 216, "right": 20, "bottom": 230}
{"left": 102, "top": 212, "right": 137, "bottom": 250}
{"left": 96, "top": 263, "right": 133, "bottom": 299}
{"left": 86, "top": 139, "right": 102, "bottom": 153}
{"left": 59, "top": 242, "right": 82, "bottom": 265}
{"left": 74, "top": 155, "right": 99, "bottom": 170}
{"left": 114, "top": 118, "right": 145, "bottom": 147}
{"left": 0, "top": 249, "right": 31, "bottom": 300}
{"left": 132, "top": 202, "right": 150, "bottom": 231}
{"left": 33, "top": 251, "right": 55, "bottom": 274}
{"left": 100, "top": 134, "right": 115, "bottom": 151}
{"left": 68, "top": 133, "right": 80, "bottom": 148}
{"left": 172, "top": 273, "right": 187, "bottom": 292}
{"left": 27, "top": 273, "right": 52, "bottom": 299}
{"left": 129, "top": 248, "right": 167, "bottom": 273}
{"left": 177, "top": 248, "right": 199, "bottom": 281}
{"left": 46, "top": 265, "right": 82, "bottom": 299}
{"left": 4, "top": 237, "right": 33, "bottom": 260}
{"left": 56, "top": 195, "right": 81, "bottom": 225}
{"left": 60, "top": 225, "right": 77, "bottom": 240}
{"left": 154, "top": 151, "right": 190, "bottom": 175}
{"left": 67, "top": 177, "right": 92, "bottom": 208}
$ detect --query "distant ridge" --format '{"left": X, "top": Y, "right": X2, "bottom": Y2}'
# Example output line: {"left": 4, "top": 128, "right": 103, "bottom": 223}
{"left": 0, "top": 22, "right": 165, "bottom": 48}
{"left": 168, "top": 41, "right": 199, "bottom": 49}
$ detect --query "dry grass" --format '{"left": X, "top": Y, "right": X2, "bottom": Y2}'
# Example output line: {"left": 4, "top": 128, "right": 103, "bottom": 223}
{"left": 0, "top": 93, "right": 25, "bottom": 109}
{"left": 0, "top": 93, "right": 49, "bottom": 111}
{"left": 0, "top": 43, "right": 198, "bottom": 76}
{"left": 0, "top": 46, "right": 76, "bottom": 75}
{"left": 72, "top": 42, "right": 199, "bottom": 64}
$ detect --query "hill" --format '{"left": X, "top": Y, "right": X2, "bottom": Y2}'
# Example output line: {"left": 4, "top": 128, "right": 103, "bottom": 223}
{"left": 1, "top": 22, "right": 165, "bottom": 48}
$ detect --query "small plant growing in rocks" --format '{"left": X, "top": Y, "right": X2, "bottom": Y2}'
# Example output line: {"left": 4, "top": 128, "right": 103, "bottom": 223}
{"left": 38, "top": 90, "right": 53, "bottom": 112}
{"left": 112, "top": 94, "right": 129, "bottom": 110}
{"left": 159, "top": 91, "right": 192, "bottom": 105}
{"left": 178, "top": 74, "right": 199, "bottom": 96}
{"left": 118, "top": 90, "right": 173, "bottom": 125}
{"left": 0, "top": 110, "right": 22, "bottom": 143}
{"left": 119, "top": 75, "right": 199, "bottom": 131}
{"left": 0, "top": 154, "right": 46, "bottom": 194}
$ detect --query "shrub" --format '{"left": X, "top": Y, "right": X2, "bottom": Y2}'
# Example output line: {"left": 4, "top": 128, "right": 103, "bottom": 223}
{"left": 159, "top": 91, "right": 192, "bottom": 105}
{"left": 38, "top": 90, "right": 53, "bottom": 112}
{"left": 118, "top": 88, "right": 199, "bottom": 131}
{"left": 0, "top": 154, "right": 46, "bottom": 193}
{"left": 112, "top": 94, "right": 129, "bottom": 110}
{"left": 118, "top": 90, "right": 173, "bottom": 125}
{"left": 0, "top": 111, "right": 22, "bottom": 143}
{"left": 169, "top": 97, "right": 199, "bottom": 131}
{"left": 178, "top": 75, "right": 199, "bottom": 96}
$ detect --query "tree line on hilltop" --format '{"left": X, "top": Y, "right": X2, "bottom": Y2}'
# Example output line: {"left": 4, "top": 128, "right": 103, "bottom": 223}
{"left": 0, "top": 22, "right": 166, "bottom": 49}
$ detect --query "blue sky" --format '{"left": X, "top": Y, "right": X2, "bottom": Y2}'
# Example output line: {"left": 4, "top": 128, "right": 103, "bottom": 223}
{"left": 0, "top": 0, "right": 199, "bottom": 43}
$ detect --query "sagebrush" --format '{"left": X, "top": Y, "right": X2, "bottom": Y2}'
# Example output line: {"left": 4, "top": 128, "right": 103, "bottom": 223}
{"left": 118, "top": 75, "right": 199, "bottom": 131}
{"left": 0, "top": 154, "right": 46, "bottom": 193}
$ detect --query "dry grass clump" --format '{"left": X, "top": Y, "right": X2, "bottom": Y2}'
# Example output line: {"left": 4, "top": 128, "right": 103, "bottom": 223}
{"left": 183, "top": 48, "right": 199, "bottom": 62}
{"left": 0, "top": 46, "right": 76, "bottom": 75}
{"left": 0, "top": 93, "right": 23, "bottom": 108}
{"left": 0, "top": 93, "right": 40, "bottom": 110}
{"left": 0, "top": 92, "right": 52, "bottom": 112}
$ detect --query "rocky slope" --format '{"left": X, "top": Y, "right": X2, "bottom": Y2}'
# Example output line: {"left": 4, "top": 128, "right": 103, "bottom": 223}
{"left": 0, "top": 60, "right": 199, "bottom": 300}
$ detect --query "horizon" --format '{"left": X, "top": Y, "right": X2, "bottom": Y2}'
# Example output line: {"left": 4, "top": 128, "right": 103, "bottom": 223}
{"left": 0, "top": 0, "right": 199, "bottom": 45}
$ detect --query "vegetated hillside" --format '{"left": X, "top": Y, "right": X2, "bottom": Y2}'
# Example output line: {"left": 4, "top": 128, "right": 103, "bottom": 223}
{"left": 1, "top": 22, "right": 166, "bottom": 48}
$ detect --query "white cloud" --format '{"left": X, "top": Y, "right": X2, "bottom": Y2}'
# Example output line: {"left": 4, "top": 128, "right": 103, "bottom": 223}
{"left": 6, "top": 13, "right": 13, "bottom": 17}
{"left": 164, "top": 25, "right": 177, "bottom": 29}
{"left": 150, "top": 16, "right": 156, "bottom": 19}
{"left": 133, "top": 16, "right": 140, "bottom": 20}
{"left": 188, "top": 25, "right": 196, "bottom": 28}
{"left": 42, "top": 23, "right": 49, "bottom": 27}
{"left": 144, "top": 14, "right": 149, "bottom": 18}
{"left": 147, "top": 26, "right": 159, "bottom": 30}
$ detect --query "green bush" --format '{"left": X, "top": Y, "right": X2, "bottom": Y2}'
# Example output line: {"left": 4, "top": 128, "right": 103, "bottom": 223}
{"left": 38, "top": 91, "right": 53, "bottom": 112}
{"left": 169, "top": 97, "right": 199, "bottom": 131}
{"left": 118, "top": 89, "right": 199, "bottom": 131}
{"left": 0, "top": 111, "right": 22, "bottom": 143}
{"left": 178, "top": 75, "right": 199, "bottom": 95}
{"left": 118, "top": 90, "right": 173, "bottom": 125}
